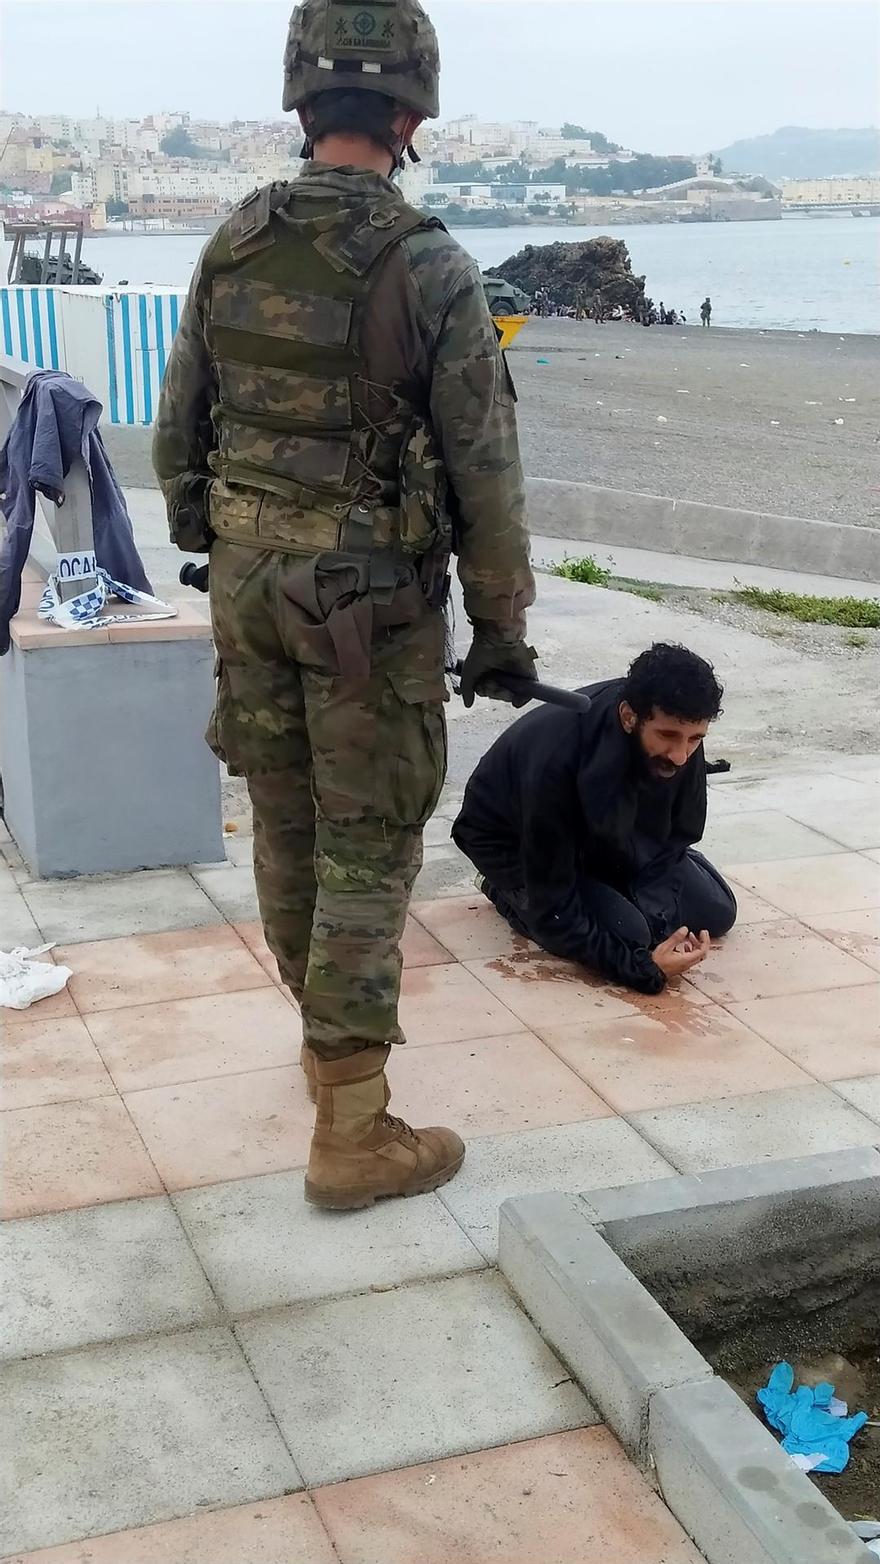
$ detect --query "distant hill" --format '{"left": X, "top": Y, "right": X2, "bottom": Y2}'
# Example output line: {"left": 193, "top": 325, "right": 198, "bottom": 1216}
{"left": 715, "top": 126, "right": 880, "bottom": 179}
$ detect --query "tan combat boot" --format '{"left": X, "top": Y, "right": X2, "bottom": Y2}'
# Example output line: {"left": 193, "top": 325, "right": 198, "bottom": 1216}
{"left": 304, "top": 1045, "right": 465, "bottom": 1211}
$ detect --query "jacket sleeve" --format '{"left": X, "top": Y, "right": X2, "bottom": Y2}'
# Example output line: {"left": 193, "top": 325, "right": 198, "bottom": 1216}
{"left": 151, "top": 246, "right": 219, "bottom": 551}
{"left": 427, "top": 264, "right": 535, "bottom": 642}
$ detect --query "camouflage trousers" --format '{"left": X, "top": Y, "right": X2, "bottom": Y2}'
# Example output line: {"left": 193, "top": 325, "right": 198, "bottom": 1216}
{"left": 208, "top": 540, "right": 448, "bottom": 1061}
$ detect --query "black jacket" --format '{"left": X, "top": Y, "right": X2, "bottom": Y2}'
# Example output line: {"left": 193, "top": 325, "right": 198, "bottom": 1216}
{"left": 452, "top": 679, "right": 708, "bottom": 992}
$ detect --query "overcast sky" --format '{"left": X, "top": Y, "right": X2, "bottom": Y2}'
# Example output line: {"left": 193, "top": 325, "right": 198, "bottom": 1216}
{"left": 1, "top": 0, "right": 877, "bottom": 153}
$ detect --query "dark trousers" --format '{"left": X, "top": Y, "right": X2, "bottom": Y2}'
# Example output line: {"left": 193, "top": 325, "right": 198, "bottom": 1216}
{"left": 488, "top": 849, "right": 737, "bottom": 959}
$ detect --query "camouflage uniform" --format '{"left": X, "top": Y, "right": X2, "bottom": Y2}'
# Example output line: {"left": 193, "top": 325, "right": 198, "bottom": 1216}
{"left": 153, "top": 163, "right": 534, "bottom": 1060}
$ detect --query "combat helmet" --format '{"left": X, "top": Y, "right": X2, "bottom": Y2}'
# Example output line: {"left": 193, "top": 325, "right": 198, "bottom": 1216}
{"left": 283, "top": 0, "right": 440, "bottom": 119}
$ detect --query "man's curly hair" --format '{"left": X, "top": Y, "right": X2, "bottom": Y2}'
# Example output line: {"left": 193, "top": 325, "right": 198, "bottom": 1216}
{"left": 623, "top": 643, "right": 724, "bottom": 722}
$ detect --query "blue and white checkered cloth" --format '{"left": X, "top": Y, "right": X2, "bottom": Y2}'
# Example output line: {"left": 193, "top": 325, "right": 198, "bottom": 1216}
{"left": 38, "top": 569, "right": 177, "bottom": 631}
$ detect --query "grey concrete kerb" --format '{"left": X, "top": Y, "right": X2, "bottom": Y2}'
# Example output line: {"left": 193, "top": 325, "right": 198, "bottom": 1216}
{"left": 526, "top": 477, "right": 880, "bottom": 584}
{"left": 499, "top": 1148, "right": 880, "bottom": 1564}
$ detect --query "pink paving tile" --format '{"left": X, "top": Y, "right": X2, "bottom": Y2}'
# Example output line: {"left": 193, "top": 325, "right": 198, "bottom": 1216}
{"left": 83, "top": 988, "right": 302, "bottom": 1092}
{"left": 400, "top": 916, "right": 453, "bottom": 968}
{"left": 686, "top": 919, "right": 876, "bottom": 1004}
{"left": 803, "top": 906, "right": 880, "bottom": 974}
{"left": 398, "top": 963, "right": 522, "bottom": 1046}
{"left": 123, "top": 1066, "right": 314, "bottom": 1189}
{"left": 313, "top": 1426, "right": 703, "bottom": 1564}
{"left": 1, "top": 1097, "right": 163, "bottom": 1218}
{"left": 411, "top": 895, "right": 534, "bottom": 961}
{"left": 730, "top": 885, "right": 789, "bottom": 925}
{"left": 2, "top": 1015, "right": 116, "bottom": 1109}
{"left": 58, "top": 926, "right": 270, "bottom": 1014}
{"left": 730, "top": 984, "right": 880, "bottom": 1081}
{"left": 235, "top": 919, "right": 284, "bottom": 984}
{"left": 725, "top": 852, "right": 880, "bottom": 919}
{"left": 0, "top": 1496, "right": 337, "bottom": 1564}
{"left": 390, "top": 1031, "right": 611, "bottom": 1136}
{"left": 541, "top": 1005, "right": 812, "bottom": 1114}
{"left": 464, "top": 948, "right": 710, "bottom": 1032}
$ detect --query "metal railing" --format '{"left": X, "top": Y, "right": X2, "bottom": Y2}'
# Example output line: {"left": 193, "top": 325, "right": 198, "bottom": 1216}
{"left": 0, "top": 352, "right": 99, "bottom": 603}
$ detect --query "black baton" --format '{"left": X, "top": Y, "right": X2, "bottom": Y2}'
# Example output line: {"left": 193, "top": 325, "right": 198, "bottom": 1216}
{"left": 449, "top": 662, "right": 593, "bottom": 712}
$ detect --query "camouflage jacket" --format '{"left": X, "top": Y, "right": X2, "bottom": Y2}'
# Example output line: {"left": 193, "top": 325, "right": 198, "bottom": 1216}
{"left": 153, "top": 163, "right": 535, "bottom": 640}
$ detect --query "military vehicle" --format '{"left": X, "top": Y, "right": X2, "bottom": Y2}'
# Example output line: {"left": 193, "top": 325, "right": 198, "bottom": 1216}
{"left": 481, "top": 274, "right": 532, "bottom": 316}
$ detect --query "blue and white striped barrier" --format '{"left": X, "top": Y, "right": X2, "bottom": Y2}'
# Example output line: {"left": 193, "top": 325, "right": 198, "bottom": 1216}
{"left": 0, "top": 286, "right": 63, "bottom": 371}
{"left": 0, "top": 285, "right": 188, "bottom": 426}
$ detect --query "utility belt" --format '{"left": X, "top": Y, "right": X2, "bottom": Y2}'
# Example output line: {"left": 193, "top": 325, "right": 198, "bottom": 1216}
{"left": 209, "top": 478, "right": 452, "bottom": 687}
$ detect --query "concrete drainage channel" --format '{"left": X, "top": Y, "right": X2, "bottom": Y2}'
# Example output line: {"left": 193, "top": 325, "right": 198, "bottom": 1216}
{"left": 499, "top": 1148, "right": 880, "bottom": 1564}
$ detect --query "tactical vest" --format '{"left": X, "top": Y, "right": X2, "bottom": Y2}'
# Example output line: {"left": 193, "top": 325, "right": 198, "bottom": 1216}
{"left": 204, "top": 179, "right": 448, "bottom": 566}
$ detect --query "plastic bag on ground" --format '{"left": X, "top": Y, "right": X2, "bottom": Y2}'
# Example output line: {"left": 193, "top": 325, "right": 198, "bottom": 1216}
{"left": 0, "top": 945, "right": 72, "bottom": 1009}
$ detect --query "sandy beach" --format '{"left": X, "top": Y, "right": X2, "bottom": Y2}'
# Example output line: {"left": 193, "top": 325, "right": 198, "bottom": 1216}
{"left": 105, "top": 323, "right": 880, "bottom": 529}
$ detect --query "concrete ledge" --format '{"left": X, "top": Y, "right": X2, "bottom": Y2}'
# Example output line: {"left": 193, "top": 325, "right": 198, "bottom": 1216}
{"left": 499, "top": 1156, "right": 878, "bottom": 1564}
{"left": 499, "top": 1192, "right": 712, "bottom": 1463}
{"left": 526, "top": 477, "right": 880, "bottom": 584}
{"left": 650, "top": 1378, "right": 869, "bottom": 1564}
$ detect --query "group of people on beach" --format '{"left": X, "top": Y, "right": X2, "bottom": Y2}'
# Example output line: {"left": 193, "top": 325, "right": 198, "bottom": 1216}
{"left": 531, "top": 289, "right": 713, "bottom": 328}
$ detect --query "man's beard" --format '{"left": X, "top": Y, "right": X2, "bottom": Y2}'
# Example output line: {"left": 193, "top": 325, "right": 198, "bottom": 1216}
{"left": 628, "top": 727, "right": 682, "bottom": 783}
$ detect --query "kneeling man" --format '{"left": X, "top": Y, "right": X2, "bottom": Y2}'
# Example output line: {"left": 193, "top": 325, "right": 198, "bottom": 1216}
{"left": 453, "top": 643, "right": 736, "bottom": 993}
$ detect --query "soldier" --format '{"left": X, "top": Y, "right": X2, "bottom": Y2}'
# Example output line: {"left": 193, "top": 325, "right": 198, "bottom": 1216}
{"left": 152, "top": 0, "right": 536, "bottom": 1211}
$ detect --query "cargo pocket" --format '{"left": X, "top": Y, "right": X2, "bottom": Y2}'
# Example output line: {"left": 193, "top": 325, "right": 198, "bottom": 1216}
{"left": 385, "top": 672, "right": 448, "bottom": 829}
{"left": 205, "top": 658, "right": 242, "bottom": 776}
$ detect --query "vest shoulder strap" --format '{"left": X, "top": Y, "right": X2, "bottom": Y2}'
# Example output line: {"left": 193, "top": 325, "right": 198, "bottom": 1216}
{"left": 313, "top": 198, "right": 444, "bottom": 277}
{"left": 228, "top": 182, "right": 292, "bottom": 260}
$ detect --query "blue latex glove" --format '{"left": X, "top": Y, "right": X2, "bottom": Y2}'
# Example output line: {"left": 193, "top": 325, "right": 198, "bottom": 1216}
{"left": 757, "top": 1361, "right": 868, "bottom": 1474}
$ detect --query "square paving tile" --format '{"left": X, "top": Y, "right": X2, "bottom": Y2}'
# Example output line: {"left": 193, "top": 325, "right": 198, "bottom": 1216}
{"left": 438, "top": 1118, "right": 674, "bottom": 1260}
{"left": 22, "top": 870, "right": 224, "bottom": 945}
{"left": 0, "top": 1328, "right": 301, "bottom": 1557}
{"left": 628, "top": 1083, "right": 880, "bottom": 1174}
{"left": 730, "top": 985, "right": 880, "bottom": 1080}
{"left": 390, "top": 1032, "right": 611, "bottom": 1137}
{"left": 0, "top": 1496, "right": 337, "bottom": 1564}
{"left": 828, "top": 755, "right": 880, "bottom": 783}
{"left": 411, "top": 895, "right": 533, "bottom": 961}
{"left": 0, "top": 890, "right": 41, "bottom": 948}
{"left": 730, "top": 885, "right": 791, "bottom": 925}
{"left": 803, "top": 906, "right": 880, "bottom": 974}
{"left": 400, "top": 917, "right": 453, "bottom": 968}
{"left": 685, "top": 918, "right": 876, "bottom": 1004}
{"left": 124, "top": 1066, "right": 314, "bottom": 1190}
{"left": 237, "top": 1272, "right": 594, "bottom": 1487}
{"left": 784, "top": 789, "right": 880, "bottom": 851}
{"left": 313, "top": 1426, "right": 703, "bottom": 1564}
{"left": 1, "top": 1097, "right": 163, "bottom": 1218}
{"left": 192, "top": 863, "right": 260, "bottom": 922}
{"left": 58, "top": 927, "right": 270, "bottom": 1014}
{"left": 0, "top": 1196, "right": 219, "bottom": 1360}
{"left": 541, "top": 1006, "right": 812, "bottom": 1114}
{"left": 398, "top": 963, "right": 521, "bottom": 1046}
{"left": 465, "top": 944, "right": 712, "bottom": 1032}
{"left": 1, "top": 1016, "right": 116, "bottom": 1109}
{"left": 174, "top": 1170, "right": 484, "bottom": 1313}
{"left": 235, "top": 919, "right": 284, "bottom": 983}
{"left": 700, "top": 810, "right": 842, "bottom": 865}
{"left": 724, "top": 852, "right": 880, "bottom": 919}
{"left": 83, "top": 988, "right": 301, "bottom": 1092}
{"left": 832, "top": 1075, "right": 880, "bottom": 1125}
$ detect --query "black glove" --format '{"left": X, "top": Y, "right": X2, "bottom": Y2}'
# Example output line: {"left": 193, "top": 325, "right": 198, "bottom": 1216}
{"left": 459, "top": 636, "right": 538, "bottom": 709}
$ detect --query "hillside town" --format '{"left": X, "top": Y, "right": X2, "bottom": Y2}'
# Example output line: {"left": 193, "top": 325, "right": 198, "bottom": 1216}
{"left": 3, "top": 108, "right": 878, "bottom": 237}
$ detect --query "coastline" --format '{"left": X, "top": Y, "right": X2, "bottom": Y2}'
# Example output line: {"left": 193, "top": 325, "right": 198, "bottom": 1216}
{"left": 102, "top": 321, "right": 880, "bottom": 529}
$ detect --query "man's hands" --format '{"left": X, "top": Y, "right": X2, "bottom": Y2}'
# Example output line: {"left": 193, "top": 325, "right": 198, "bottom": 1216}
{"left": 459, "top": 635, "right": 538, "bottom": 709}
{"left": 652, "top": 927, "right": 712, "bottom": 979}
